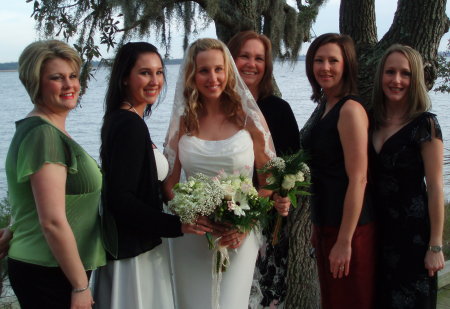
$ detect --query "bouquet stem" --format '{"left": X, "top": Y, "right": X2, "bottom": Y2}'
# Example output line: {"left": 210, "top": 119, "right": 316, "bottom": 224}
{"left": 271, "top": 214, "right": 282, "bottom": 246}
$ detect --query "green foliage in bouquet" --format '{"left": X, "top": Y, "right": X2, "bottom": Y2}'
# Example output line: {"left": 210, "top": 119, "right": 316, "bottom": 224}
{"left": 258, "top": 150, "right": 312, "bottom": 207}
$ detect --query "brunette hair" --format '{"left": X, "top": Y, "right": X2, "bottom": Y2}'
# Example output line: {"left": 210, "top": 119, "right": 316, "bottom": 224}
{"left": 103, "top": 42, "right": 166, "bottom": 118}
{"left": 183, "top": 38, "right": 244, "bottom": 134}
{"left": 371, "top": 44, "right": 431, "bottom": 127}
{"left": 305, "top": 33, "right": 359, "bottom": 103}
{"left": 227, "top": 30, "right": 274, "bottom": 99}
{"left": 18, "top": 40, "right": 82, "bottom": 104}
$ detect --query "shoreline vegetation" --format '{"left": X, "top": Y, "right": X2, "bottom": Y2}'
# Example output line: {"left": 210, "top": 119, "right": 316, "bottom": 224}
{"left": 0, "top": 56, "right": 308, "bottom": 71}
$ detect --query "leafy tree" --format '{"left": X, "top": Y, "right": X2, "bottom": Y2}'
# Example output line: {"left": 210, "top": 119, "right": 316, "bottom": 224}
{"left": 26, "top": 1, "right": 449, "bottom": 308}
{"left": 435, "top": 39, "right": 450, "bottom": 93}
{"left": 27, "top": 0, "right": 326, "bottom": 94}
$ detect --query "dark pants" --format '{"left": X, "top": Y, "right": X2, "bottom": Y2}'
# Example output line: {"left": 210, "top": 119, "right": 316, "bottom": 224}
{"left": 312, "top": 222, "right": 377, "bottom": 309}
{"left": 8, "top": 258, "right": 91, "bottom": 309}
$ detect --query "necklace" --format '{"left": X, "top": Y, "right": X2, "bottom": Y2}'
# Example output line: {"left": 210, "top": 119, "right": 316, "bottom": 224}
{"left": 123, "top": 101, "right": 140, "bottom": 117}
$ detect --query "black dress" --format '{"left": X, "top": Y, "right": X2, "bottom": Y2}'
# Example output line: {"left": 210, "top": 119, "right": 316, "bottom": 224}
{"left": 370, "top": 112, "right": 441, "bottom": 309}
{"left": 252, "top": 95, "right": 300, "bottom": 307}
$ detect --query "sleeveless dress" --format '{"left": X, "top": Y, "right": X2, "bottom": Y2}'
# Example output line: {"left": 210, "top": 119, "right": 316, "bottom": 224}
{"left": 94, "top": 149, "right": 174, "bottom": 309}
{"left": 301, "top": 96, "right": 376, "bottom": 309}
{"left": 370, "top": 112, "right": 441, "bottom": 309}
{"left": 170, "top": 129, "right": 260, "bottom": 309}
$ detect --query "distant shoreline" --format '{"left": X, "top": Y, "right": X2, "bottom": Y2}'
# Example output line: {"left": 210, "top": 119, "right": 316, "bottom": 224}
{"left": 0, "top": 57, "right": 309, "bottom": 71}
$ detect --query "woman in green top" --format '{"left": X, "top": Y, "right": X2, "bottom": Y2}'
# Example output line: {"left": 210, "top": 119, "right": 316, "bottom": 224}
{"left": 5, "top": 40, "right": 105, "bottom": 309}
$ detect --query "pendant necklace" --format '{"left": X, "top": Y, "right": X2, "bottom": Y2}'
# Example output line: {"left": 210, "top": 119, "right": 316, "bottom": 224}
{"left": 123, "top": 101, "right": 141, "bottom": 117}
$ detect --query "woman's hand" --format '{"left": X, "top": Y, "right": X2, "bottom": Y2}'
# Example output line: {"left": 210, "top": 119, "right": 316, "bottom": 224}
{"left": 273, "top": 193, "right": 291, "bottom": 216}
{"left": 329, "top": 240, "right": 352, "bottom": 279}
{"left": 424, "top": 249, "right": 445, "bottom": 277}
{"left": 0, "top": 228, "right": 12, "bottom": 259}
{"left": 219, "top": 229, "right": 247, "bottom": 249}
{"left": 181, "top": 216, "right": 227, "bottom": 236}
{"left": 70, "top": 288, "right": 94, "bottom": 309}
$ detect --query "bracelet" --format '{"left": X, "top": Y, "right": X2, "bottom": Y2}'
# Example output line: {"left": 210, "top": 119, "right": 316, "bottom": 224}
{"left": 72, "top": 285, "right": 90, "bottom": 293}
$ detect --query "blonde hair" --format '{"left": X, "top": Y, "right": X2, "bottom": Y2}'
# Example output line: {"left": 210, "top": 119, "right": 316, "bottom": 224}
{"left": 372, "top": 44, "right": 431, "bottom": 126}
{"left": 183, "top": 38, "right": 244, "bottom": 133}
{"left": 18, "top": 40, "right": 82, "bottom": 104}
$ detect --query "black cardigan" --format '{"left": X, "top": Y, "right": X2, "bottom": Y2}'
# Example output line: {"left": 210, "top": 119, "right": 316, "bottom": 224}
{"left": 101, "top": 109, "right": 183, "bottom": 259}
{"left": 257, "top": 95, "right": 300, "bottom": 155}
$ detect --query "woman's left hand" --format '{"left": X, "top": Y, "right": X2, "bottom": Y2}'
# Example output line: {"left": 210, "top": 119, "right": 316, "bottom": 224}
{"left": 273, "top": 193, "right": 291, "bottom": 216}
{"left": 424, "top": 249, "right": 445, "bottom": 277}
{"left": 219, "top": 229, "right": 247, "bottom": 249}
{"left": 329, "top": 240, "right": 352, "bottom": 279}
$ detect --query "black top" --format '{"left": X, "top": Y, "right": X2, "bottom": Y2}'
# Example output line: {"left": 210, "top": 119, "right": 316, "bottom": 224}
{"left": 101, "top": 109, "right": 183, "bottom": 260}
{"left": 300, "top": 95, "right": 374, "bottom": 227}
{"left": 258, "top": 95, "right": 300, "bottom": 156}
{"left": 370, "top": 112, "right": 441, "bottom": 308}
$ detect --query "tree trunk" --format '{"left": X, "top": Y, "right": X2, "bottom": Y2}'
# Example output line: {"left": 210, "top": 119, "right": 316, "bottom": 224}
{"left": 339, "top": 0, "right": 377, "bottom": 55}
{"left": 285, "top": 198, "right": 321, "bottom": 308}
{"left": 341, "top": 0, "right": 450, "bottom": 102}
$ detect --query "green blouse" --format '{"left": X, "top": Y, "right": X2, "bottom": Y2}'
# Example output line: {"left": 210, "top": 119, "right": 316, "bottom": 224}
{"left": 5, "top": 117, "right": 105, "bottom": 270}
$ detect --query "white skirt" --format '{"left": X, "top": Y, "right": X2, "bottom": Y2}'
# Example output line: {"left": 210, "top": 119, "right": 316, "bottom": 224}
{"left": 170, "top": 231, "right": 260, "bottom": 309}
{"left": 92, "top": 239, "right": 175, "bottom": 309}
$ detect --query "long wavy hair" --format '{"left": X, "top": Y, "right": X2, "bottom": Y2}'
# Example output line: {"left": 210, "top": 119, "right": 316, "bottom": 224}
{"left": 227, "top": 30, "right": 274, "bottom": 100}
{"left": 182, "top": 38, "right": 244, "bottom": 134}
{"left": 371, "top": 44, "right": 431, "bottom": 127}
{"left": 305, "top": 33, "right": 359, "bottom": 103}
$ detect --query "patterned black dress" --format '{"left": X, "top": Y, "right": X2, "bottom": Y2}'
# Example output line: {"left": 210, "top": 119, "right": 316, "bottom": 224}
{"left": 250, "top": 95, "right": 300, "bottom": 308}
{"left": 370, "top": 112, "right": 441, "bottom": 309}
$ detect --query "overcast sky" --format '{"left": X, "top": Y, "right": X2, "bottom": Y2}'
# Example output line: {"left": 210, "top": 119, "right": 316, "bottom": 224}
{"left": 0, "top": 0, "right": 449, "bottom": 62}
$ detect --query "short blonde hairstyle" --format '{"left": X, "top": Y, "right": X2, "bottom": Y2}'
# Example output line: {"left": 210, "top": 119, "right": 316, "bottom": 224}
{"left": 18, "top": 40, "right": 82, "bottom": 104}
{"left": 372, "top": 44, "right": 431, "bottom": 127}
{"left": 183, "top": 38, "right": 244, "bottom": 133}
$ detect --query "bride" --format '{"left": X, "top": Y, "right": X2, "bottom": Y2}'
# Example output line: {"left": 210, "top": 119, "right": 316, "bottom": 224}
{"left": 163, "top": 38, "right": 290, "bottom": 309}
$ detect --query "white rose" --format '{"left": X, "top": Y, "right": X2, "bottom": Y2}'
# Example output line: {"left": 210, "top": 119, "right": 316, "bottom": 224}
{"left": 281, "top": 174, "right": 297, "bottom": 190}
{"left": 221, "top": 183, "right": 235, "bottom": 201}
{"left": 295, "top": 171, "right": 305, "bottom": 182}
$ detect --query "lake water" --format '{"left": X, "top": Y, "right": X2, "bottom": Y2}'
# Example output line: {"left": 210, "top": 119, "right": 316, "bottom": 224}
{"left": 0, "top": 62, "right": 449, "bottom": 200}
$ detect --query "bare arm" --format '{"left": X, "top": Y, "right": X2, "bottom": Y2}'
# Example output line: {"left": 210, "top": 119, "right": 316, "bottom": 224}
{"left": 31, "top": 163, "right": 92, "bottom": 309}
{"left": 329, "top": 100, "right": 369, "bottom": 279}
{"left": 421, "top": 121, "right": 445, "bottom": 277}
{"left": 0, "top": 228, "right": 12, "bottom": 259}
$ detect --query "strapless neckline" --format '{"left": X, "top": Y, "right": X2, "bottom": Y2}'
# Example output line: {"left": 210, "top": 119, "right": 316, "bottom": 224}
{"left": 184, "top": 129, "right": 247, "bottom": 143}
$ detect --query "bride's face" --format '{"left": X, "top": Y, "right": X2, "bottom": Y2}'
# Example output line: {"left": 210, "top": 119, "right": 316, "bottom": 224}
{"left": 194, "top": 49, "right": 227, "bottom": 102}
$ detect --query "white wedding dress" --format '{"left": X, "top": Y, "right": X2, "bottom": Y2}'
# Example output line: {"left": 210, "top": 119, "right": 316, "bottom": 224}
{"left": 170, "top": 129, "right": 260, "bottom": 309}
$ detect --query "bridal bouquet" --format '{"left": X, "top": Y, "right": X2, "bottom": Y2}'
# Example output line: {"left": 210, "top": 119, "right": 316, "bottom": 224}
{"left": 169, "top": 171, "right": 273, "bottom": 268}
{"left": 211, "top": 170, "right": 273, "bottom": 234}
{"left": 258, "top": 150, "right": 311, "bottom": 244}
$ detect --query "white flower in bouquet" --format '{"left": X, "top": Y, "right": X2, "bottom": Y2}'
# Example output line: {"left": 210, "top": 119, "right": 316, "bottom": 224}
{"left": 295, "top": 170, "right": 305, "bottom": 182}
{"left": 240, "top": 182, "right": 256, "bottom": 195}
{"left": 168, "top": 173, "right": 224, "bottom": 224}
{"left": 226, "top": 190, "right": 251, "bottom": 216}
{"left": 281, "top": 174, "right": 297, "bottom": 190}
{"left": 267, "top": 157, "right": 286, "bottom": 171}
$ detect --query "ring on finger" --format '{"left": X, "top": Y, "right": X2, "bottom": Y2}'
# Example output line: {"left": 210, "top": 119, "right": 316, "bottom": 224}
{"left": 339, "top": 266, "right": 344, "bottom": 270}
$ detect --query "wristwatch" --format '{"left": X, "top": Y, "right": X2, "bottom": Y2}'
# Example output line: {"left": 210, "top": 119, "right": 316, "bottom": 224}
{"left": 428, "top": 245, "right": 443, "bottom": 253}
